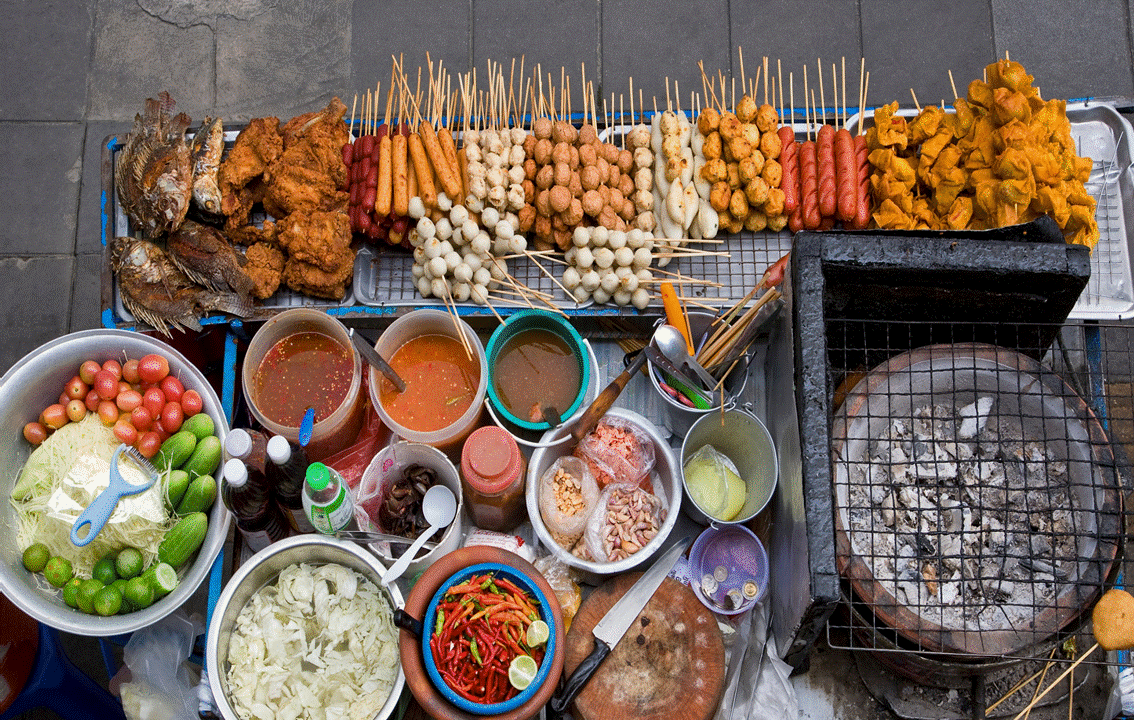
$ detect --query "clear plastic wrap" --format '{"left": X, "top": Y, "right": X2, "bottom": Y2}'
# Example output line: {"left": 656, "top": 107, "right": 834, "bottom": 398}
{"left": 533, "top": 553, "right": 582, "bottom": 631}
{"left": 538, "top": 456, "right": 599, "bottom": 549}
{"left": 573, "top": 415, "right": 655, "bottom": 487}
{"left": 583, "top": 479, "right": 668, "bottom": 563}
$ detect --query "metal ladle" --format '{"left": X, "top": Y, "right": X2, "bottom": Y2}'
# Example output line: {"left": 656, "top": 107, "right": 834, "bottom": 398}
{"left": 653, "top": 324, "right": 719, "bottom": 392}
{"left": 380, "top": 484, "right": 457, "bottom": 586}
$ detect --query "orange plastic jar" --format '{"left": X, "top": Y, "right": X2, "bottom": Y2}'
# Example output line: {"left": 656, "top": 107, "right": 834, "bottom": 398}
{"left": 460, "top": 426, "right": 527, "bottom": 532}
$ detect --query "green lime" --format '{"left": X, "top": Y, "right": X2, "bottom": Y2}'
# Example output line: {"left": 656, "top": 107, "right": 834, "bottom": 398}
{"left": 525, "top": 619, "right": 550, "bottom": 648}
{"left": 22, "top": 543, "right": 51, "bottom": 573}
{"left": 115, "top": 548, "right": 144, "bottom": 579}
{"left": 508, "top": 654, "right": 539, "bottom": 691}
{"left": 93, "top": 585, "right": 123, "bottom": 616}
{"left": 62, "top": 578, "right": 83, "bottom": 608}
{"left": 124, "top": 576, "right": 155, "bottom": 610}
{"left": 92, "top": 556, "right": 118, "bottom": 585}
{"left": 145, "top": 562, "right": 179, "bottom": 599}
{"left": 76, "top": 579, "right": 104, "bottom": 614}
{"left": 43, "top": 557, "right": 74, "bottom": 588}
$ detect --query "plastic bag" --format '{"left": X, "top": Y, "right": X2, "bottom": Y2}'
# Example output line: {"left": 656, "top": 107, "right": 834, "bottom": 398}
{"left": 573, "top": 415, "right": 655, "bottom": 487}
{"left": 533, "top": 553, "right": 582, "bottom": 631}
{"left": 117, "top": 610, "right": 203, "bottom": 720}
{"left": 584, "top": 479, "right": 667, "bottom": 564}
{"left": 682, "top": 444, "right": 746, "bottom": 521}
{"left": 538, "top": 456, "right": 599, "bottom": 548}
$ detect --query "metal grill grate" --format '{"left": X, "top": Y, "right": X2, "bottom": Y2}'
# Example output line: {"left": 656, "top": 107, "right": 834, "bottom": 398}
{"left": 825, "top": 320, "right": 1130, "bottom": 672}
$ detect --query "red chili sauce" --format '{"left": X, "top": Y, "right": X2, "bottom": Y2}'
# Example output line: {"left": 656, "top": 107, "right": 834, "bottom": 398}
{"left": 379, "top": 334, "right": 480, "bottom": 433}
{"left": 253, "top": 331, "right": 353, "bottom": 426}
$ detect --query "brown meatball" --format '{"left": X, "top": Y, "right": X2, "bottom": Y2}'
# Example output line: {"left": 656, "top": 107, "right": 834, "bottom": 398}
{"left": 701, "top": 157, "right": 728, "bottom": 184}
{"left": 536, "top": 164, "right": 555, "bottom": 190}
{"left": 598, "top": 185, "right": 611, "bottom": 206}
{"left": 702, "top": 131, "right": 723, "bottom": 160}
{"left": 729, "top": 188, "right": 749, "bottom": 219}
{"left": 553, "top": 227, "right": 572, "bottom": 250}
{"left": 710, "top": 181, "right": 731, "bottom": 212}
{"left": 581, "top": 164, "right": 602, "bottom": 191}
{"left": 554, "top": 161, "right": 572, "bottom": 188}
{"left": 609, "top": 187, "right": 625, "bottom": 209}
{"left": 718, "top": 113, "right": 741, "bottom": 141}
{"left": 568, "top": 144, "right": 580, "bottom": 169}
{"left": 523, "top": 134, "right": 538, "bottom": 156}
{"left": 608, "top": 165, "right": 621, "bottom": 189}
{"left": 745, "top": 177, "right": 770, "bottom": 207}
{"left": 580, "top": 142, "right": 599, "bottom": 167}
{"left": 597, "top": 158, "right": 611, "bottom": 185}
{"left": 552, "top": 141, "right": 573, "bottom": 166}
{"left": 534, "top": 213, "right": 552, "bottom": 238}
{"left": 741, "top": 123, "right": 760, "bottom": 147}
{"left": 697, "top": 107, "right": 721, "bottom": 135}
{"left": 620, "top": 198, "right": 636, "bottom": 221}
{"left": 756, "top": 104, "right": 779, "bottom": 133}
{"left": 549, "top": 185, "right": 572, "bottom": 213}
{"left": 532, "top": 117, "right": 553, "bottom": 140}
{"left": 524, "top": 157, "right": 538, "bottom": 181}
{"left": 727, "top": 136, "right": 753, "bottom": 163}
{"left": 617, "top": 148, "right": 634, "bottom": 174}
{"left": 759, "top": 131, "right": 782, "bottom": 160}
{"left": 619, "top": 174, "right": 634, "bottom": 198}
{"left": 763, "top": 187, "right": 785, "bottom": 217}
{"left": 567, "top": 170, "right": 582, "bottom": 198}
{"left": 578, "top": 124, "right": 598, "bottom": 145}
{"left": 598, "top": 205, "right": 620, "bottom": 229}
{"left": 518, "top": 204, "right": 537, "bottom": 232}
{"left": 552, "top": 120, "right": 577, "bottom": 145}
{"left": 601, "top": 142, "right": 620, "bottom": 164}
{"left": 582, "top": 189, "right": 605, "bottom": 217}
{"left": 744, "top": 210, "right": 768, "bottom": 232}
{"left": 535, "top": 188, "right": 552, "bottom": 216}
{"left": 534, "top": 138, "right": 554, "bottom": 165}
{"left": 738, "top": 155, "right": 760, "bottom": 185}
{"left": 736, "top": 95, "right": 758, "bottom": 124}
{"left": 761, "top": 158, "right": 782, "bottom": 188}
{"left": 561, "top": 197, "right": 584, "bottom": 226}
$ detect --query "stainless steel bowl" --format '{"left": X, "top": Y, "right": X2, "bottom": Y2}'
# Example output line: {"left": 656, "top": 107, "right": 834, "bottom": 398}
{"left": 207, "top": 534, "right": 405, "bottom": 720}
{"left": 0, "top": 329, "right": 231, "bottom": 636}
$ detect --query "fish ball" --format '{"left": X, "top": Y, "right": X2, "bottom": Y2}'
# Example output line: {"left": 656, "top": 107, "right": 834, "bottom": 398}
{"left": 413, "top": 245, "right": 427, "bottom": 264}
{"left": 411, "top": 263, "right": 425, "bottom": 279}
{"left": 573, "top": 227, "right": 591, "bottom": 247}
{"left": 467, "top": 161, "right": 486, "bottom": 180}
{"left": 613, "top": 289, "right": 633, "bottom": 306}
{"left": 508, "top": 144, "right": 526, "bottom": 167}
{"left": 438, "top": 240, "right": 454, "bottom": 256}
{"left": 462, "top": 219, "right": 480, "bottom": 240}
{"left": 631, "top": 287, "right": 651, "bottom": 309}
{"left": 510, "top": 128, "right": 527, "bottom": 145}
{"left": 632, "top": 247, "right": 653, "bottom": 269}
{"left": 608, "top": 230, "right": 627, "bottom": 249}
{"left": 619, "top": 271, "right": 639, "bottom": 293}
{"left": 593, "top": 247, "right": 615, "bottom": 270}
{"left": 431, "top": 278, "right": 451, "bottom": 299}
{"left": 444, "top": 251, "right": 462, "bottom": 272}
{"left": 417, "top": 217, "right": 436, "bottom": 239}
{"left": 450, "top": 205, "right": 470, "bottom": 226}
{"left": 509, "top": 235, "right": 527, "bottom": 254}
{"left": 564, "top": 246, "right": 578, "bottom": 265}
{"left": 434, "top": 217, "right": 453, "bottom": 240}
{"left": 495, "top": 220, "right": 514, "bottom": 240}
{"left": 473, "top": 267, "right": 492, "bottom": 286}
{"left": 490, "top": 258, "right": 508, "bottom": 281}
{"left": 423, "top": 237, "right": 444, "bottom": 259}
{"left": 580, "top": 269, "right": 601, "bottom": 292}
{"left": 408, "top": 196, "right": 427, "bottom": 220}
{"left": 599, "top": 269, "right": 620, "bottom": 294}
{"left": 614, "top": 246, "right": 634, "bottom": 267}
{"left": 626, "top": 228, "right": 645, "bottom": 248}
{"left": 485, "top": 152, "right": 504, "bottom": 171}
{"left": 636, "top": 268, "right": 654, "bottom": 284}
{"left": 481, "top": 206, "right": 500, "bottom": 229}
{"left": 592, "top": 287, "right": 611, "bottom": 305}
{"left": 453, "top": 282, "right": 471, "bottom": 302}
{"left": 470, "top": 283, "right": 489, "bottom": 305}
{"left": 465, "top": 196, "right": 484, "bottom": 213}
{"left": 470, "top": 231, "right": 492, "bottom": 256}
{"left": 572, "top": 285, "right": 591, "bottom": 304}
{"left": 575, "top": 246, "right": 594, "bottom": 269}
{"left": 463, "top": 252, "right": 483, "bottom": 273}
{"left": 428, "top": 256, "right": 448, "bottom": 279}
{"left": 493, "top": 237, "right": 511, "bottom": 256}
{"left": 465, "top": 128, "right": 481, "bottom": 145}
{"left": 417, "top": 276, "right": 433, "bottom": 297}
{"left": 453, "top": 262, "right": 474, "bottom": 284}
{"left": 591, "top": 225, "right": 609, "bottom": 246}
{"left": 408, "top": 228, "right": 424, "bottom": 248}
{"left": 562, "top": 266, "right": 582, "bottom": 290}
{"left": 464, "top": 143, "right": 482, "bottom": 162}
{"left": 436, "top": 192, "right": 453, "bottom": 212}
{"left": 487, "top": 184, "right": 508, "bottom": 209}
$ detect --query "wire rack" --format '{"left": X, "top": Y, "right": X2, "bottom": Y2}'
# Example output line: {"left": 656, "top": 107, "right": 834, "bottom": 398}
{"left": 825, "top": 320, "right": 1131, "bottom": 676}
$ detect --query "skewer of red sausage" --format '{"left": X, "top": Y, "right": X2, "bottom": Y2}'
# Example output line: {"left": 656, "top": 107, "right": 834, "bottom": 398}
{"left": 851, "top": 133, "right": 871, "bottom": 229}
{"left": 799, "top": 140, "right": 821, "bottom": 231}
{"left": 834, "top": 127, "right": 858, "bottom": 222}
{"left": 777, "top": 126, "right": 800, "bottom": 215}
{"left": 816, "top": 124, "right": 837, "bottom": 219}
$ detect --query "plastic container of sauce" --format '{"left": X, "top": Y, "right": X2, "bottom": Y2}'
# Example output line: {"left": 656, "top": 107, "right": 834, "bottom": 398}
{"left": 460, "top": 426, "right": 526, "bottom": 532}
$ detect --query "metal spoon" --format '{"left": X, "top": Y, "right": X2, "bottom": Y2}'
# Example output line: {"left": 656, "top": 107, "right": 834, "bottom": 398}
{"left": 653, "top": 324, "right": 719, "bottom": 391}
{"left": 380, "top": 485, "right": 457, "bottom": 586}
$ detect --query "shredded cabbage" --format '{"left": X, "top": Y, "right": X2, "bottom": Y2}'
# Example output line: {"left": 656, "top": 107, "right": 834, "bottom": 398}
{"left": 225, "top": 562, "right": 399, "bottom": 720}
{"left": 10, "top": 414, "right": 175, "bottom": 578}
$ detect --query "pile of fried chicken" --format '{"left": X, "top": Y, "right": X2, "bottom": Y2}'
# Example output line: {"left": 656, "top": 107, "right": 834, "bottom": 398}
{"left": 866, "top": 59, "right": 1099, "bottom": 248}
{"left": 219, "top": 98, "right": 355, "bottom": 299}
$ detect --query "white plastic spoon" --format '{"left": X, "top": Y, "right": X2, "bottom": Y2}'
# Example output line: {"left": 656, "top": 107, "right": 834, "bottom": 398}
{"left": 380, "top": 484, "right": 457, "bottom": 586}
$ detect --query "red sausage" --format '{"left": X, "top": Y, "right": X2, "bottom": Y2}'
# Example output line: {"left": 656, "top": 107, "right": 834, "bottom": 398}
{"left": 852, "top": 134, "right": 871, "bottom": 229}
{"left": 777, "top": 126, "right": 800, "bottom": 214}
{"left": 799, "top": 140, "right": 821, "bottom": 231}
{"left": 816, "top": 125, "right": 837, "bottom": 218}
{"left": 788, "top": 205, "right": 804, "bottom": 233}
{"left": 834, "top": 128, "right": 858, "bottom": 223}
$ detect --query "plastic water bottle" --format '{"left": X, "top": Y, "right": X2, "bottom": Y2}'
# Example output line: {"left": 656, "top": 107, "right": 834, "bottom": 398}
{"left": 303, "top": 462, "right": 359, "bottom": 534}
{"left": 221, "top": 458, "right": 289, "bottom": 552}
{"left": 266, "top": 435, "right": 316, "bottom": 534}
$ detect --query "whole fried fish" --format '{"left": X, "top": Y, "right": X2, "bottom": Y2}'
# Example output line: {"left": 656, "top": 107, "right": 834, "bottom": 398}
{"left": 111, "top": 236, "right": 252, "bottom": 336}
{"left": 115, "top": 93, "right": 194, "bottom": 238}
{"left": 166, "top": 220, "right": 255, "bottom": 299}
{"left": 190, "top": 116, "right": 224, "bottom": 215}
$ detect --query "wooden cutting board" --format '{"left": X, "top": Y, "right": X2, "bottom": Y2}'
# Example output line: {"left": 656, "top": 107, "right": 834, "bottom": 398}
{"left": 563, "top": 574, "right": 725, "bottom": 720}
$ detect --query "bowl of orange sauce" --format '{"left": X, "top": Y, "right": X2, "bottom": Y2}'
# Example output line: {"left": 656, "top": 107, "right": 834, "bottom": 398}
{"left": 368, "top": 310, "right": 487, "bottom": 457}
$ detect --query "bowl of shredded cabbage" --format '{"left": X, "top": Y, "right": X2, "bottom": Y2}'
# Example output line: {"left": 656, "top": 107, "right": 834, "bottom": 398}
{"left": 207, "top": 534, "right": 405, "bottom": 720}
{"left": 0, "top": 329, "right": 231, "bottom": 636}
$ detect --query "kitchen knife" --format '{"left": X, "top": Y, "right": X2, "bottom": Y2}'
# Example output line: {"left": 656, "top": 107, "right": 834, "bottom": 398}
{"left": 349, "top": 327, "right": 407, "bottom": 392}
{"left": 548, "top": 536, "right": 692, "bottom": 718}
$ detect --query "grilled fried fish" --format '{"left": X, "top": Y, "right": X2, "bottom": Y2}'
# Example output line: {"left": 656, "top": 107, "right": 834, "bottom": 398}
{"left": 115, "top": 93, "right": 194, "bottom": 238}
{"left": 190, "top": 116, "right": 224, "bottom": 215}
{"left": 166, "top": 220, "right": 255, "bottom": 299}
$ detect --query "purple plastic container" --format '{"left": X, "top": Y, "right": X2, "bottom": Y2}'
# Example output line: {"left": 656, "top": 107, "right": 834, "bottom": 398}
{"left": 688, "top": 524, "right": 769, "bottom": 615}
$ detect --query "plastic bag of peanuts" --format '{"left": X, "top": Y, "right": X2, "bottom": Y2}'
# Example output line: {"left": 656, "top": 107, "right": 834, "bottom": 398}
{"left": 538, "top": 456, "right": 599, "bottom": 549}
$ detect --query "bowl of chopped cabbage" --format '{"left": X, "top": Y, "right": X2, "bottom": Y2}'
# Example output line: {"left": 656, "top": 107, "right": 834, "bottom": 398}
{"left": 207, "top": 534, "right": 405, "bottom": 720}
{"left": 0, "top": 329, "right": 231, "bottom": 636}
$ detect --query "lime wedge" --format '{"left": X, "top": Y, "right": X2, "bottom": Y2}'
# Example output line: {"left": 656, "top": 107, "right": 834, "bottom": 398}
{"left": 508, "top": 654, "right": 539, "bottom": 691}
{"left": 526, "top": 620, "right": 550, "bottom": 648}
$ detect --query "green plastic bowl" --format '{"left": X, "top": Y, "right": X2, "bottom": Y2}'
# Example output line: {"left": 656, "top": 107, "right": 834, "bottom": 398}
{"left": 485, "top": 310, "right": 590, "bottom": 432}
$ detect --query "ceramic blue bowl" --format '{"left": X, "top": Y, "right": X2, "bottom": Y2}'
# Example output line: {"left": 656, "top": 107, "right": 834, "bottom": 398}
{"left": 422, "top": 562, "right": 557, "bottom": 715}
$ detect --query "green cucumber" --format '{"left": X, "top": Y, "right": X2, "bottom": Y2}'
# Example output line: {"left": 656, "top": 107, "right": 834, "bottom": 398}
{"left": 183, "top": 435, "right": 221, "bottom": 479}
{"left": 176, "top": 474, "right": 216, "bottom": 515}
{"left": 180, "top": 413, "right": 215, "bottom": 441}
{"left": 167, "top": 469, "right": 190, "bottom": 509}
{"left": 158, "top": 512, "right": 208, "bottom": 568}
{"left": 155, "top": 431, "right": 197, "bottom": 472}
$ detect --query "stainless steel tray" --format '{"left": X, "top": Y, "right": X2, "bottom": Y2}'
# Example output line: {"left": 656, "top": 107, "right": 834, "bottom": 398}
{"left": 845, "top": 101, "right": 1134, "bottom": 320}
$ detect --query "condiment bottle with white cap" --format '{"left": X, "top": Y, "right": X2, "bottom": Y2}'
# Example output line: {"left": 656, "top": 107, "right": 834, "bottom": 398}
{"left": 266, "top": 434, "right": 315, "bottom": 534}
{"left": 221, "top": 457, "right": 290, "bottom": 552}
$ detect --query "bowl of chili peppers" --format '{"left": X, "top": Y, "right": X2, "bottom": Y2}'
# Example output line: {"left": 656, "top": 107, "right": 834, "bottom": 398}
{"left": 422, "top": 562, "right": 558, "bottom": 715}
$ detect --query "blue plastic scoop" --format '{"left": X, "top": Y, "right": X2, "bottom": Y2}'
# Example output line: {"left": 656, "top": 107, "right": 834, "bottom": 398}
{"left": 71, "top": 445, "right": 159, "bottom": 547}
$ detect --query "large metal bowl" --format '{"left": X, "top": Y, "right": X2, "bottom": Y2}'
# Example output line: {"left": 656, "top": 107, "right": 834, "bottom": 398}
{"left": 0, "top": 329, "right": 231, "bottom": 636}
{"left": 207, "top": 535, "right": 405, "bottom": 720}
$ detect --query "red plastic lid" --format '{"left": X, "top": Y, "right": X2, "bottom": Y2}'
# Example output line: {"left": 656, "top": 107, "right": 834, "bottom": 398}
{"left": 461, "top": 426, "right": 521, "bottom": 494}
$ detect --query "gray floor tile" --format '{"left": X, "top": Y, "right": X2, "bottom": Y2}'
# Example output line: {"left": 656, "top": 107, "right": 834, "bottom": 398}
{"left": 215, "top": 1, "right": 351, "bottom": 121}
{"left": 861, "top": 1, "right": 994, "bottom": 112}
{"left": 72, "top": 253, "right": 105, "bottom": 332}
{"left": 352, "top": 0, "right": 471, "bottom": 119}
{"left": 88, "top": 0, "right": 214, "bottom": 122}
{"left": 474, "top": 0, "right": 599, "bottom": 122}
{"left": 0, "top": 1, "right": 94, "bottom": 121}
{"left": 730, "top": 2, "right": 862, "bottom": 119}
{"left": 0, "top": 123, "right": 83, "bottom": 256}
{"left": 991, "top": 0, "right": 1134, "bottom": 101}
{"left": 603, "top": 0, "right": 729, "bottom": 121}
{"left": 78, "top": 121, "right": 130, "bottom": 257}
{"left": 0, "top": 256, "right": 72, "bottom": 373}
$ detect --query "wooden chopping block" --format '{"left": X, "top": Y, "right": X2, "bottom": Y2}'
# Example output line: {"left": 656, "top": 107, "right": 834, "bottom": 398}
{"left": 563, "top": 574, "right": 725, "bottom": 720}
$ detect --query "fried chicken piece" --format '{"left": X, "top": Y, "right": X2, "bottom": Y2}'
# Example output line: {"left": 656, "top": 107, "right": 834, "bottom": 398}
{"left": 244, "top": 242, "right": 285, "bottom": 299}
{"left": 218, "top": 117, "right": 283, "bottom": 218}
{"left": 277, "top": 210, "right": 354, "bottom": 299}
{"left": 263, "top": 98, "right": 350, "bottom": 219}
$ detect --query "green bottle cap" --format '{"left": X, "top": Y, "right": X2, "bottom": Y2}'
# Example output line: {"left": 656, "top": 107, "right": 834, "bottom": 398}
{"left": 306, "top": 462, "right": 330, "bottom": 491}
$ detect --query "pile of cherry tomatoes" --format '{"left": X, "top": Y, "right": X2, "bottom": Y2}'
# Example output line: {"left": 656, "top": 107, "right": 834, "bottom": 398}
{"left": 23, "top": 352, "right": 205, "bottom": 459}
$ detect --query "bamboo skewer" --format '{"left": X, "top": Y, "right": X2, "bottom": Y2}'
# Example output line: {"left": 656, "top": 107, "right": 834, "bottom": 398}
{"left": 948, "top": 69, "right": 959, "bottom": 100}
{"left": 1010, "top": 642, "right": 1099, "bottom": 720}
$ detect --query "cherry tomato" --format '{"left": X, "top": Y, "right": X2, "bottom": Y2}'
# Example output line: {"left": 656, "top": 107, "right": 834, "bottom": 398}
{"left": 118, "top": 380, "right": 133, "bottom": 396}
{"left": 113, "top": 419, "right": 138, "bottom": 446}
{"left": 101, "top": 359, "right": 122, "bottom": 381}
{"left": 66, "top": 399, "right": 87, "bottom": 423}
{"left": 159, "top": 375, "right": 184, "bottom": 403}
{"left": 130, "top": 406, "right": 153, "bottom": 432}
{"left": 116, "top": 389, "right": 142, "bottom": 412}
{"left": 180, "top": 390, "right": 203, "bottom": 417}
{"left": 65, "top": 376, "right": 88, "bottom": 401}
{"left": 79, "top": 360, "right": 101, "bottom": 385}
{"left": 23, "top": 422, "right": 47, "bottom": 445}
{"left": 42, "top": 404, "right": 68, "bottom": 430}
{"left": 137, "top": 354, "right": 170, "bottom": 384}
{"left": 58, "top": 391, "right": 70, "bottom": 406}
{"left": 97, "top": 401, "right": 119, "bottom": 426}
{"left": 142, "top": 387, "right": 165, "bottom": 418}
{"left": 151, "top": 423, "right": 170, "bottom": 442}
{"left": 84, "top": 389, "right": 101, "bottom": 412}
{"left": 94, "top": 370, "right": 119, "bottom": 400}
{"left": 136, "top": 431, "right": 162, "bottom": 459}
{"left": 160, "top": 402, "right": 184, "bottom": 433}
{"left": 121, "top": 359, "right": 141, "bottom": 385}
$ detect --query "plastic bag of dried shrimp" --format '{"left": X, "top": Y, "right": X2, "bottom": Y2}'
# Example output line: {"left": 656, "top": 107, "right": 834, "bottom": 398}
{"left": 573, "top": 415, "right": 655, "bottom": 487}
{"left": 583, "top": 479, "right": 668, "bottom": 564}
{"left": 538, "top": 456, "right": 599, "bottom": 549}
